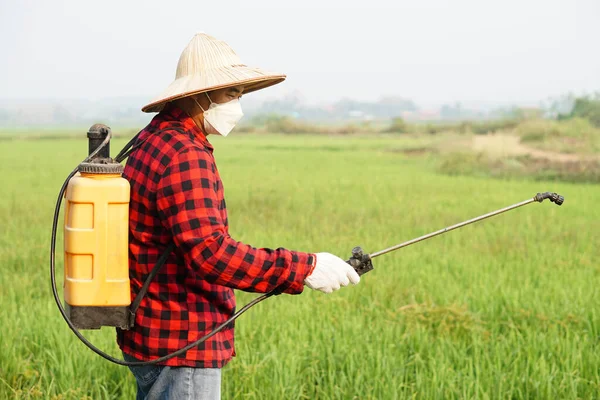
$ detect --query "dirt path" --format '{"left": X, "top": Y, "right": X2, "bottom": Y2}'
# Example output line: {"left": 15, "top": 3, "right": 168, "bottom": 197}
{"left": 471, "top": 134, "right": 597, "bottom": 162}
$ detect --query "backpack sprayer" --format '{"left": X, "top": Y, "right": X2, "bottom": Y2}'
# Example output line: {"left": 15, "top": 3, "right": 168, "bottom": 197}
{"left": 51, "top": 124, "right": 565, "bottom": 366}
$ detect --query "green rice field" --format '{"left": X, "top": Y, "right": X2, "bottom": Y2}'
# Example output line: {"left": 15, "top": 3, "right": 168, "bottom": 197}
{"left": 0, "top": 133, "right": 598, "bottom": 399}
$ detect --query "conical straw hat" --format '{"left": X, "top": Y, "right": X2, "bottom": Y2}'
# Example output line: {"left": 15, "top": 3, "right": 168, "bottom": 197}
{"left": 142, "top": 33, "right": 286, "bottom": 113}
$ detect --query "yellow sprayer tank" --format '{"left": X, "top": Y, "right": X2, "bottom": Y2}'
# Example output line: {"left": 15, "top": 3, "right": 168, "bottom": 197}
{"left": 63, "top": 124, "right": 132, "bottom": 329}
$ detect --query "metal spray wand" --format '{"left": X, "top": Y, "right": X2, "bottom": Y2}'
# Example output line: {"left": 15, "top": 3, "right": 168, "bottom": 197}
{"left": 347, "top": 192, "right": 565, "bottom": 275}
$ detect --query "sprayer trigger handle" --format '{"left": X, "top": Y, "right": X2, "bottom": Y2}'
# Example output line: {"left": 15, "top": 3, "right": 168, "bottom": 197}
{"left": 346, "top": 246, "right": 374, "bottom": 276}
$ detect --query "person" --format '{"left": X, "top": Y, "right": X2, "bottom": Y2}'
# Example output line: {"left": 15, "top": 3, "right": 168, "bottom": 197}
{"left": 117, "top": 32, "right": 360, "bottom": 400}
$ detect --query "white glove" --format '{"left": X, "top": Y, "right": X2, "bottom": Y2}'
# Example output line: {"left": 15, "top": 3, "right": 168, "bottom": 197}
{"left": 305, "top": 253, "right": 361, "bottom": 294}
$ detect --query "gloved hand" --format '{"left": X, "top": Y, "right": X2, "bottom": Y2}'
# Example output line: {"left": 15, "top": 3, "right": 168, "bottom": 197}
{"left": 305, "top": 253, "right": 361, "bottom": 294}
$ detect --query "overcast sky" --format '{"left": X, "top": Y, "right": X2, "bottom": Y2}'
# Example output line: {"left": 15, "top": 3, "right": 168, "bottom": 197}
{"left": 1, "top": 0, "right": 598, "bottom": 107}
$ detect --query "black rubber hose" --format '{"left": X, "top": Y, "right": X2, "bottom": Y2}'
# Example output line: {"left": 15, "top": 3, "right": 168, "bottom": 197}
{"left": 51, "top": 135, "right": 277, "bottom": 366}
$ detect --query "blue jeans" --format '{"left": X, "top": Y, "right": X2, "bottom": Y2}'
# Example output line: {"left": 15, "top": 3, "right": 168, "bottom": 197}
{"left": 123, "top": 353, "right": 221, "bottom": 400}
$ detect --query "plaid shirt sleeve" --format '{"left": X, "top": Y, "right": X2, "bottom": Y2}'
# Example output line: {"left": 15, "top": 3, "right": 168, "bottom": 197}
{"left": 156, "top": 146, "right": 315, "bottom": 294}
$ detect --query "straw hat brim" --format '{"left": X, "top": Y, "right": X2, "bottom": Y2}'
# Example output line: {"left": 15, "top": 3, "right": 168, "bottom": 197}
{"left": 142, "top": 65, "right": 285, "bottom": 113}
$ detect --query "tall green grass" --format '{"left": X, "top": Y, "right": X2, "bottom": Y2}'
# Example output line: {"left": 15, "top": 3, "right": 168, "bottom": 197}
{"left": 0, "top": 134, "right": 598, "bottom": 399}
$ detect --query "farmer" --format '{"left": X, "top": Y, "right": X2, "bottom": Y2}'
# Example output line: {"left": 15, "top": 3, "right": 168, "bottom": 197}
{"left": 117, "top": 32, "right": 360, "bottom": 399}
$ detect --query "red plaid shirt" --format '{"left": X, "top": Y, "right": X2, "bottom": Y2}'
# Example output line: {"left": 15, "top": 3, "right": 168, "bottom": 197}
{"left": 117, "top": 105, "right": 315, "bottom": 367}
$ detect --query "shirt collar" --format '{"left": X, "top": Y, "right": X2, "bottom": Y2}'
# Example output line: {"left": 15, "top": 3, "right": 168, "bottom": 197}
{"left": 153, "top": 104, "right": 214, "bottom": 151}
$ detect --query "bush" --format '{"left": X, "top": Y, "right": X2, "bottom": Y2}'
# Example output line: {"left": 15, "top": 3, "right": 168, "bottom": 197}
{"left": 406, "top": 119, "right": 521, "bottom": 136}
{"left": 264, "top": 115, "right": 318, "bottom": 134}
{"left": 517, "top": 118, "right": 600, "bottom": 153}
{"left": 383, "top": 117, "right": 409, "bottom": 134}
{"left": 246, "top": 114, "right": 329, "bottom": 134}
{"left": 437, "top": 152, "right": 600, "bottom": 183}
{"left": 561, "top": 96, "right": 600, "bottom": 127}
{"left": 468, "top": 119, "right": 520, "bottom": 134}
{"left": 517, "top": 119, "right": 563, "bottom": 143}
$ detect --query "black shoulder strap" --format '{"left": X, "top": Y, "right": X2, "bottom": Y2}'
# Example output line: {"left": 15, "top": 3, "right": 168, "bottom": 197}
{"left": 115, "top": 127, "right": 187, "bottom": 163}
{"left": 128, "top": 242, "right": 176, "bottom": 327}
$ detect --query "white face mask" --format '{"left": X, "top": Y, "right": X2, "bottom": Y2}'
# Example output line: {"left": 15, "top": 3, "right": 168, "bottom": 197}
{"left": 194, "top": 93, "right": 243, "bottom": 137}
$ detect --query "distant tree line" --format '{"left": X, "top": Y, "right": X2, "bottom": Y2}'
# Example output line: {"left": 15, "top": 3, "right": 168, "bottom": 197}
{"left": 239, "top": 94, "right": 600, "bottom": 136}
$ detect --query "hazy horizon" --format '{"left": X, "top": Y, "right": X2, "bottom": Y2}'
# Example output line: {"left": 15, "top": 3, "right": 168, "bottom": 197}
{"left": 1, "top": 0, "right": 599, "bottom": 107}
